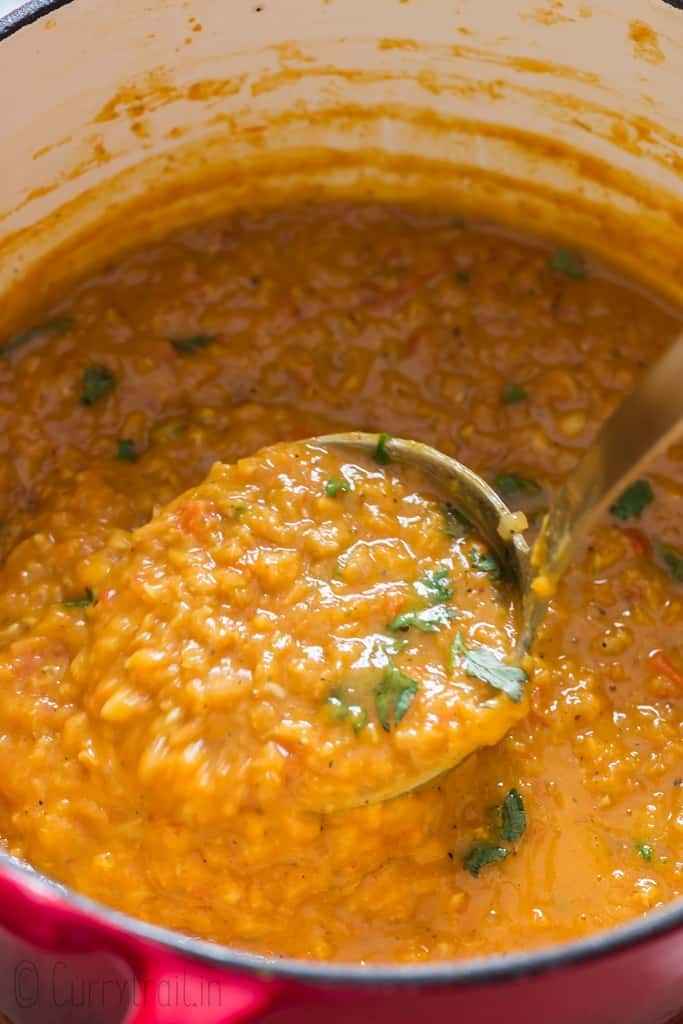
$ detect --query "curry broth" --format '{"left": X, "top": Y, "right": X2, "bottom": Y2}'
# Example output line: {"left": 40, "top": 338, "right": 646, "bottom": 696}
{"left": 0, "top": 203, "right": 681, "bottom": 962}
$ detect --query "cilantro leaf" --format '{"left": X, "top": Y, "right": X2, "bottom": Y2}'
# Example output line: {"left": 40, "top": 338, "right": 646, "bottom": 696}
{"left": 373, "top": 432, "right": 392, "bottom": 465}
{"left": 63, "top": 588, "right": 94, "bottom": 609}
{"left": 502, "top": 382, "right": 527, "bottom": 405}
{"left": 374, "top": 661, "right": 419, "bottom": 732}
{"left": 170, "top": 334, "right": 213, "bottom": 355}
{"left": 326, "top": 688, "right": 368, "bottom": 735}
{"left": 414, "top": 567, "right": 453, "bottom": 603}
{"left": 388, "top": 604, "right": 457, "bottom": 633}
{"left": 636, "top": 842, "right": 654, "bottom": 863}
{"left": 368, "top": 630, "right": 405, "bottom": 663}
{"left": 325, "top": 478, "right": 350, "bottom": 498}
{"left": 501, "top": 788, "right": 526, "bottom": 843}
{"left": 389, "top": 568, "right": 456, "bottom": 632}
{"left": 469, "top": 547, "right": 502, "bottom": 581}
{"left": 550, "top": 248, "right": 587, "bottom": 279}
{"left": 455, "top": 270, "right": 471, "bottom": 284}
{"left": 116, "top": 438, "right": 138, "bottom": 463}
{"left": 450, "top": 633, "right": 527, "bottom": 703}
{"left": 448, "top": 631, "right": 467, "bottom": 674}
{"left": 463, "top": 843, "right": 509, "bottom": 877}
{"left": 460, "top": 788, "right": 527, "bottom": 878}
{"left": 370, "top": 633, "right": 408, "bottom": 660}
{"left": 1, "top": 318, "right": 73, "bottom": 357}
{"left": 658, "top": 543, "right": 683, "bottom": 583}
{"left": 81, "top": 366, "right": 114, "bottom": 406}
{"left": 495, "top": 474, "right": 541, "bottom": 498}
{"left": 610, "top": 480, "right": 653, "bottom": 520}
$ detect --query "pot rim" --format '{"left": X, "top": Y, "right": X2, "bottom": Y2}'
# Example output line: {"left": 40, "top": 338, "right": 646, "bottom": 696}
{"left": 4, "top": 847, "right": 683, "bottom": 987}
{"left": 2, "top": 0, "right": 683, "bottom": 989}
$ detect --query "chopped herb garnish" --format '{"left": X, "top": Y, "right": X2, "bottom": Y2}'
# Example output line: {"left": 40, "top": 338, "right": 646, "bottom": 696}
{"left": 502, "top": 382, "right": 527, "bottom": 405}
{"left": 450, "top": 633, "right": 527, "bottom": 703}
{"left": 372, "top": 634, "right": 408, "bottom": 659}
{"left": 636, "top": 842, "right": 654, "bottom": 863}
{"left": 550, "top": 248, "right": 587, "bottom": 279}
{"left": 233, "top": 505, "right": 248, "bottom": 519}
{"left": 463, "top": 843, "right": 509, "bottom": 877}
{"left": 658, "top": 543, "right": 683, "bottom": 583}
{"left": 455, "top": 270, "right": 471, "bottom": 284}
{"left": 414, "top": 567, "right": 453, "bottom": 604}
{"left": 610, "top": 480, "right": 653, "bottom": 521}
{"left": 1, "top": 318, "right": 73, "bottom": 357}
{"left": 116, "top": 438, "right": 137, "bottom": 463}
{"left": 63, "top": 588, "right": 94, "bottom": 609}
{"left": 326, "top": 688, "right": 368, "bottom": 735}
{"left": 374, "top": 660, "right": 419, "bottom": 732}
{"left": 495, "top": 473, "right": 541, "bottom": 498}
{"left": 469, "top": 547, "right": 502, "bottom": 581}
{"left": 501, "top": 788, "right": 526, "bottom": 843}
{"left": 170, "top": 334, "right": 212, "bottom": 355}
{"left": 325, "top": 478, "right": 351, "bottom": 498}
{"left": 448, "top": 631, "right": 466, "bottom": 675}
{"left": 460, "top": 788, "right": 527, "bottom": 878}
{"left": 388, "top": 604, "right": 458, "bottom": 633}
{"left": 373, "top": 432, "right": 392, "bottom": 465}
{"left": 81, "top": 366, "right": 114, "bottom": 406}
{"left": 389, "top": 568, "right": 457, "bottom": 632}
{"left": 443, "top": 501, "right": 469, "bottom": 537}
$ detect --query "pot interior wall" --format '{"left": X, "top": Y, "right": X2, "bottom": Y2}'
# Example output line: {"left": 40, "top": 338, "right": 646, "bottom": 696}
{"left": 0, "top": 0, "right": 682, "bottom": 335}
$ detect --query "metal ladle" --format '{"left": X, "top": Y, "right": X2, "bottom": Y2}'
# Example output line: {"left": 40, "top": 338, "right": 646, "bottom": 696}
{"left": 323, "top": 331, "right": 683, "bottom": 659}
{"left": 287, "top": 331, "right": 683, "bottom": 812}
{"left": 322, "top": 329, "right": 683, "bottom": 662}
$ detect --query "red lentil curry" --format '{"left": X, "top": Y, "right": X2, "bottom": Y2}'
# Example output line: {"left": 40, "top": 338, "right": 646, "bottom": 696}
{"left": 0, "top": 203, "right": 681, "bottom": 963}
{"left": 70, "top": 437, "right": 526, "bottom": 817}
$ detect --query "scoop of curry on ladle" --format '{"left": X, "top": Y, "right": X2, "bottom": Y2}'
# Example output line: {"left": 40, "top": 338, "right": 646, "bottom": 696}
{"left": 72, "top": 329, "right": 683, "bottom": 814}
{"left": 75, "top": 435, "right": 526, "bottom": 815}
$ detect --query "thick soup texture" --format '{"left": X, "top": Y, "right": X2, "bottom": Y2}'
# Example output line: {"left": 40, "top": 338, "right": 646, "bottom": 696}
{"left": 69, "top": 438, "right": 526, "bottom": 817}
{"left": 0, "top": 204, "right": 681, "bottom": 963}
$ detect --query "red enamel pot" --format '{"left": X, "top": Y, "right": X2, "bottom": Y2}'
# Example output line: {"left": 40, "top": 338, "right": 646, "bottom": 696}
{"left": 1, "top": 0, "right": 683, "bottom": 1021}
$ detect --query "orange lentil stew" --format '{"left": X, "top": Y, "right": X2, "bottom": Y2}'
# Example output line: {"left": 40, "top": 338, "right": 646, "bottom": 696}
{"left": 0, "top": 203, "right": 681, "bottom": 962}
{"left": 70, "top": 438, "right": 527, "bottom": 817}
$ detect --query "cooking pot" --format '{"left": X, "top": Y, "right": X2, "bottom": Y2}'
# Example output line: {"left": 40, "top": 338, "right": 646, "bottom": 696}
{"left": 1, "top": 1, "right": 682, "bottom": 1021}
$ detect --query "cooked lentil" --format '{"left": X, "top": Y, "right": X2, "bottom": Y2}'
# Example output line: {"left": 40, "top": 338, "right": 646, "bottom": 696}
{"left": 68, "top": 439, "right": 524, "bottom": 815}
{"left": 0, "top": 203, "right": 681, "bottom": 962}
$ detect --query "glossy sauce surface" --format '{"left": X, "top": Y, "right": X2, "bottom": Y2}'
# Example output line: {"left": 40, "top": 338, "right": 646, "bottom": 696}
{"left": 0, "top": 204, "right": 681, "bottom": 962}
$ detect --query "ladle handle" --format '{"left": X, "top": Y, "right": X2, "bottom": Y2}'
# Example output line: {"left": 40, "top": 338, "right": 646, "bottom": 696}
{"left": 524, "top": 328, "right": 683, "bottom": 645}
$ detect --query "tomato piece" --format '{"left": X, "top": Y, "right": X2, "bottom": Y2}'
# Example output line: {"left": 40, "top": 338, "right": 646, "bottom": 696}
{"left": 174, "top": 500, "right": 214, "bottom": 535}
{"left": 651, "top": 650, "right": 683, "bottom": 688}
{"left": 385, "top": 591, "right": 407, "bottom": 620}
{"left": 623, "top": 527, "right": 650, "bottom": 558}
